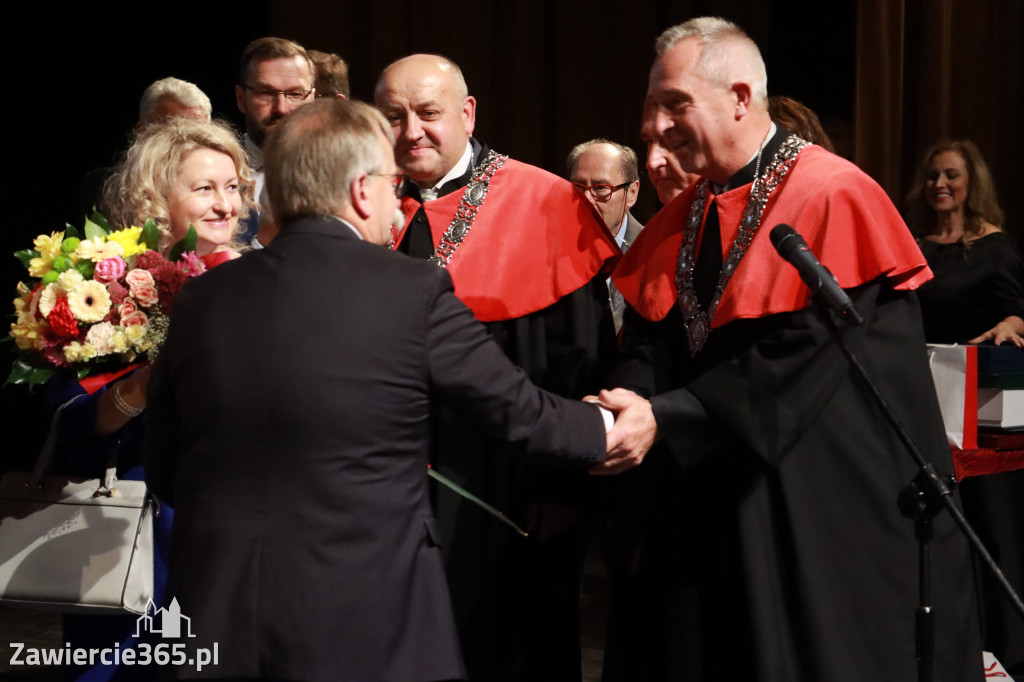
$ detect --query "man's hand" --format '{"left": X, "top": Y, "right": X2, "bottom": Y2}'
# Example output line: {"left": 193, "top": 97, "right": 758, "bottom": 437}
{"left": 589, "top": 388, "right": 659, "bottom": 475}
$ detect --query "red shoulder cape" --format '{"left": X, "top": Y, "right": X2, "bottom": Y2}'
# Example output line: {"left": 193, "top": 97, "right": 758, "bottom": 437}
{"left": 396, "top": 158, "right": 620, "bottom": 322}
{"left": 613, "top": 145, "right": 932, "bottom": 324}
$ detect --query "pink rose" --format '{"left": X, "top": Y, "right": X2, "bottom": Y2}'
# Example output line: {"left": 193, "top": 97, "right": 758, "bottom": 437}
{"left": 94, "top": 256, "right": 127, "bottom": 284}
{"left": 121, "top": 311, "right": 148, "bottom": 328}
{"left": 119, "top": 298, "right": 138, "bottom": 318}
{"left": 132, "top": 283, "right": 160, "bottom": 307}
{"left": 125, "top": 268, "right": 155, "bottom": 298}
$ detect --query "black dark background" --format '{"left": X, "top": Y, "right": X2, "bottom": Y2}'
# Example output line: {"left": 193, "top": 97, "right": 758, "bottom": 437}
{"left": 3, "top": 0, "right": 1020, "bottom": 454}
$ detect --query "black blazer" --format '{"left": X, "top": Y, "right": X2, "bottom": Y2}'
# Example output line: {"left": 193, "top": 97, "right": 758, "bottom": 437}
{"left": 145, "top": 215, "right": 605, "bottom": 681}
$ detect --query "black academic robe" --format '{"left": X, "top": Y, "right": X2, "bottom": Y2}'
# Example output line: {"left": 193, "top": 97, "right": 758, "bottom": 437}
{"left": 606, "top": 130, "right": 982, "bottom": 681}
{"left": 397, "top": 139, "right": 617, "bottom": 681}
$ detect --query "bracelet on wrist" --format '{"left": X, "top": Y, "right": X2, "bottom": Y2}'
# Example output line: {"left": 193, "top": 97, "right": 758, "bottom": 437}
{"left": 111, "top": 381, "right": 145, "bottom": 419}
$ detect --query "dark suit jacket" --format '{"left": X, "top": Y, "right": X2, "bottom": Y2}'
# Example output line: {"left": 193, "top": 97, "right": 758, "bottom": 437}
{"left": 621, "top": 212, "right": 643, "bottom": 252}
{"left": 145, "top": 215, "right": 606, "bottom": 681}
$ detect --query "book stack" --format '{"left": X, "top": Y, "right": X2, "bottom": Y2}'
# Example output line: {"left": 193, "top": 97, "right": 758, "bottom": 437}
{"left": 976, "top": 345, "right": 1024, "bottom": 445}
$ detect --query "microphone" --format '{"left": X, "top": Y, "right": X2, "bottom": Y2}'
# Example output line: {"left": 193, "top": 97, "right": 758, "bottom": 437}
{"left": 770, "top": 224, "right": 864, "bottom": 326}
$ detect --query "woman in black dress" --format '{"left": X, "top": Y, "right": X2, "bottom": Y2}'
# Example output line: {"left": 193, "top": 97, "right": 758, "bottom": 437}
{"left": 908, "top": 140, "right": 1024, "bottom": 676}
{"left": 906, "top": 139, "right": 1024, "bottom": 346}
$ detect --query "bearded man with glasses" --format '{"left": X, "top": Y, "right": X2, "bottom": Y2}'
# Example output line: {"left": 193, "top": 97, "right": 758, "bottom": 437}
{"left": 235, "top": 37, "right": 316, "bottom": 246}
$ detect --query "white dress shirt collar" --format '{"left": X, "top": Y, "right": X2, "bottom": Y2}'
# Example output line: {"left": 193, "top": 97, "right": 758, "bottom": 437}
{"left": 414, "top": 141, "right": 474, "bottom": 198}
{"left": 613, "top": 214, "right": 629, "bottom": 249}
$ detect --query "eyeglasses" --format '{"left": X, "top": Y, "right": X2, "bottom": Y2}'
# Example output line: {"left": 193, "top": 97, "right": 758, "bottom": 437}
{"left": 242, "top": 84, "right": 314, "bottom": 104}
{"left": 370, "top": 172, "right": 406, "bottom": 197}
{"left": 571, "top": 181, "right": 632, "bottom": 202}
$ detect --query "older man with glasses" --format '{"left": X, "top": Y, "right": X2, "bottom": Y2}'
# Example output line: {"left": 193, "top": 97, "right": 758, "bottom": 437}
{"left": 568, "top": 139, "right": 644, "bottom": 333}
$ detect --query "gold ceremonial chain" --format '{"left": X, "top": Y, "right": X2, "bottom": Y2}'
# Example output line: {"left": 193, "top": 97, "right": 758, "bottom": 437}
{"left": 675, "top": 135, "right": 810, "bottom": 356}
{"left": 428, "top": 150, "right": 508, "bottom": 268}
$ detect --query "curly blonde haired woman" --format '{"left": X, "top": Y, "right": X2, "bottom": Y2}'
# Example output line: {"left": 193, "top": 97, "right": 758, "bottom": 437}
{"left": 103, "top": 118, "right": 255, "bottom": 263}
{"left": 56, "top": 118, "right": 254, "bottom": 680}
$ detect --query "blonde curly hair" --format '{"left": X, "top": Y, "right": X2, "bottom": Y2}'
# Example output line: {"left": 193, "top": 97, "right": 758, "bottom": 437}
{"left": 102, "top": 118, "right": 256, "bottom": 253}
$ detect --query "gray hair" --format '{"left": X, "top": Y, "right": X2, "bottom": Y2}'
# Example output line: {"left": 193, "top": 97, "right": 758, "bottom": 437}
{"left": 264, "top": 99, "right": 395, "bottom": 221}
{"left": 655, "top": 17, "right": 768, "bottom": 107}
{"left": 566, "top": 138, "right": 639, "bottom": 183}
{"left": 138, "top": 77, "right": 212, "bottom": 123}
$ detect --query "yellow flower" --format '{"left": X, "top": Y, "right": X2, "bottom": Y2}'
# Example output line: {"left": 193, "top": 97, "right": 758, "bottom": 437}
{"left": 10, "top": 280, "right": 44, "bottom": 348}
{"left": 27, "top": 232, "right": 65, "bottom": 278}
{"left": 66, "top": 280, "right": 112, "bottom": 323}
{"left": 124, "top": 324, "right": 148, "bottom": 344}
{"left": 107, "top": 227, "right": 148, "bottom": 257}
{"left": 28, "top": 257, "right": 50, "bottom": 278}
{"left": 75, "top": 237, "right": 124, "bottom": 263}
{"left": 63, "top": 342, "right": 82, "bottom": 362}
{"left": 12, "top": 281, "right": 32, "bottom": 315}
{"left": 63, "top": 341, "right": 96, "bottom": 363}
{"left": 57, "top": 269, "right": 84, "bottom": 290}
{"left": 34, "top": 232, "right": 64, "bottom": 260}
{"left": 10, "top": 316, "right": 45, "bottom": 350}
{"left": 109, "top": 330, "right": 130, "bottom": 354}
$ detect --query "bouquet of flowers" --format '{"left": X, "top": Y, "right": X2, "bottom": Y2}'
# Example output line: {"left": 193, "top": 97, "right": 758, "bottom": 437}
{"left": 7, "top": 213, "right": 205, "bottom": 390}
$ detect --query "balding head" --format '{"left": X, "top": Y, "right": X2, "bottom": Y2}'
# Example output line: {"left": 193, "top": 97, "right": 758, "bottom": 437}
{"left": 567, "top": 140, "right": 640, "bottom": 234}
{"left": 567, "top": 140, "right": 639, "bottom": 183}
{"left": 374, "top": 54, "right": 476, "bottom": 187}
{"left": 377, "top": 54, "right": 469, "bottom": 102}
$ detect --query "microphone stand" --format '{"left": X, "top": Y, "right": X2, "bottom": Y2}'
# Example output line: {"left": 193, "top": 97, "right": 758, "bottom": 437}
{"left": 813, "top": 295, "right": 1024, "bottom": 682}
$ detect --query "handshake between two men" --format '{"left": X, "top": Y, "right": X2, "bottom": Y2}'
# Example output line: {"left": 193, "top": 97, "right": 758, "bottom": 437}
{"left": 588, "top": 388, "right": 660, "bottom": 476}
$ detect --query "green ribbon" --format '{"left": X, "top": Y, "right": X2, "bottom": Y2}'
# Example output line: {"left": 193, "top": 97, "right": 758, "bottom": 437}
{"left": 427, "top": 467, "right": 529, "bottom": 537}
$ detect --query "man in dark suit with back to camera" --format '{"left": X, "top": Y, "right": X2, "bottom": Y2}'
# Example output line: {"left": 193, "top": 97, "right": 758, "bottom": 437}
{"left": 144, "top": 98, "right": 617, "bottom": 681}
